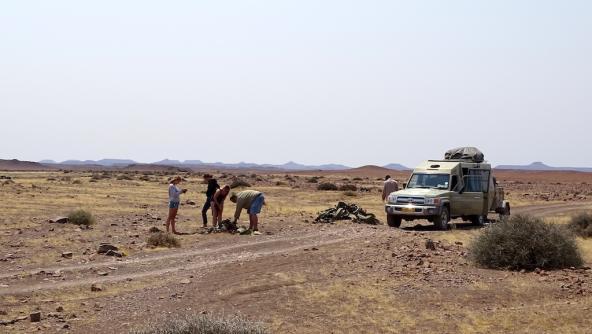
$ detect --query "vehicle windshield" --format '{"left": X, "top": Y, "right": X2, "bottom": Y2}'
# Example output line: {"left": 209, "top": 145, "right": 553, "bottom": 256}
{"left": 407, "top": 173, "right": 450, "bottom": 190}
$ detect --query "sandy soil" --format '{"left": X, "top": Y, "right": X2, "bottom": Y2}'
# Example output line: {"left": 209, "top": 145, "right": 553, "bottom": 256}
{"left": 1, "top": 169, "right": 592, "bottom": 333}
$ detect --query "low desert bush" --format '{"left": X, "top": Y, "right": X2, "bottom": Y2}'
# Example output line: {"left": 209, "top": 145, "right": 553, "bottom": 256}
{"left": 306, "top": 177, "right": 319, "bottom": 183}
{"left": 130, "top": 314, "right": 267, "bottom": 334}
{"left": 469, "top": 215, "right": 583, "bottom": 270}
{"left": 568, "top": 212, "right": 592, "bottom": 238}
{"left": 317, "top": 182, "right": 338, "bottom": 191}
{"left": 230, "top": 179, "right": 251, "bottom": 189}
{"left": 338, "top": 184, "right": 357, "bottom": 191}
{"left": 343, "top": 191, "right": 357, "bottom": 197}
{"left": 117, "top": 174, "right": 134, "bottom": 181}
{"left": 72, "top": 179, "right": 82, "bottom": 185}
{"left": 68, "top": 209, "right": 95, "bottom": 226}
{"left": 147, "top": 232, "right": 180, "bottom": 248}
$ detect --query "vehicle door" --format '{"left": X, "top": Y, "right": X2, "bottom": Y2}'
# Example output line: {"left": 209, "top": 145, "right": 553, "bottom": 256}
{"left": 449, "top": 174, "right": 466, "bottom": 216}
{"left": 462, "top": 170, "right": 489, "bottom": 215}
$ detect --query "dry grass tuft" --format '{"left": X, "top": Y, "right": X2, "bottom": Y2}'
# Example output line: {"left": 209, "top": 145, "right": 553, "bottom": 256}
{"left": 68, "top": 209, "right": 95, "bottom": 226}
{"left": 130, "top": 313, "right": 267, "bottom": 334}
{"left": 147, "top": 232, "right": 180, "bottom": 248}
{"left": 568, "top": 212, "right": 592, "bottom": 238}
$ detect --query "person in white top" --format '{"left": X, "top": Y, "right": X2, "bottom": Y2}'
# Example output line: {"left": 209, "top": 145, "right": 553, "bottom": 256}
{"left": 166, "top": 176, "right": 187, "bottom": 234}
{"left": 382, "top": 175, "right": 399, "bottom": 202}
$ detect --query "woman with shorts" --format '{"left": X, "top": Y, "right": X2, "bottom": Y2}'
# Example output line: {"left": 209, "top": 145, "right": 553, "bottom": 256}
{"left": 166, "top": 176, "right": 187, "bottom": 234}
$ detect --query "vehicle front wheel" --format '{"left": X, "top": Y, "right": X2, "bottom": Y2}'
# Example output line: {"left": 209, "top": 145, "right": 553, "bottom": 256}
{"left": 434, "top": 207, "right": 449, "bottom": 230}
{"left": 387, "top": 215, "right": 402, "bottom": 228}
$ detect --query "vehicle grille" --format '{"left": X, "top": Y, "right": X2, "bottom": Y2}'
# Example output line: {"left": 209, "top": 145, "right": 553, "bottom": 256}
{"left": 396, "top": 197, "right": 425, "bottom": 205}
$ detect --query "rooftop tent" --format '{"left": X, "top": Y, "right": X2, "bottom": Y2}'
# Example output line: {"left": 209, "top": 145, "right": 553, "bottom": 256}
{"left": 444, "top": 147, "right": 485, "bottom": 163}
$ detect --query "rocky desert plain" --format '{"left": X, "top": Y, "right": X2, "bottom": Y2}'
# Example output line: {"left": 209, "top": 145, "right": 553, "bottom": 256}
{"left": 2, "top": 164, "right": 592, "bottom": 333}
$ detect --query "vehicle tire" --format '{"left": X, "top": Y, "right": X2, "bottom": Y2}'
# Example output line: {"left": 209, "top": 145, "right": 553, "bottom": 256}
{"left": 471, "top": 215, "right": 486, "bottom": 226}
{"left": 387, "top": 215, "right": 402, "bottom": 228}
{"left": 434, "top": 207, "right": 449, "bottom": 230}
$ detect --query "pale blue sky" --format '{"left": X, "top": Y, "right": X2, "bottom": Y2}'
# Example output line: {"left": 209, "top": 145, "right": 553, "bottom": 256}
{"left": 1, "top": 1, "right": 590, "bottom": 167}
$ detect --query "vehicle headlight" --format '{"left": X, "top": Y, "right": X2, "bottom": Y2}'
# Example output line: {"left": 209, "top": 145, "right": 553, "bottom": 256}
{"left": 425, "top": 198, "right": 441, "bottom": 205}
{"left": 388, "top": 194, "right": 398, "bottom": 203}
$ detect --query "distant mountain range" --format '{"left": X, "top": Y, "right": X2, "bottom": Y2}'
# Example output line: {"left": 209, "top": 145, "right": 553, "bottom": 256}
{"left": 35, "top": 159, "right": 410, "bottom": 171}
{"left": 495, "top": 162, "right": 592, "bottom": 173}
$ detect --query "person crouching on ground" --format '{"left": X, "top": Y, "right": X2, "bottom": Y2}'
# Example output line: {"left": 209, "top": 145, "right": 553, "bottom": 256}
{"left": 230, "top": 190, "right": 265, "bottom": 235}
{"left": 166, "top": 176, "right": 187, "bottom": 234}
{"left": 211, "top": 185, "right": 231, "bottom": 230}
{"left": 201, "top": 174, "right": 220, "bottom": 228}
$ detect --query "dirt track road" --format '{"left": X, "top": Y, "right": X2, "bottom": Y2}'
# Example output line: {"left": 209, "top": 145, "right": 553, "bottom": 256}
{"left": 2, "top": 202, "right": 592, "bottom": 333}
{"left": 2, "top": 202, "right": 590, "bottom": 296}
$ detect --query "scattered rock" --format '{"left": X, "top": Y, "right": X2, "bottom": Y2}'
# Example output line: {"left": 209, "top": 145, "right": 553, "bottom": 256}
{"left": 148, "top": 227, "right": 161, "bottom": 233}
{"left": 425, "top": 239, "right": 436, "bottom": 251}
{"left": 30, "top": 312, "right": 41, "bottom": 323}
{"left": 49, "top": 217, "right": 69, "bottom": 224}
{"left": 105, "top": 250, "right": 123, "bottom": 257}
{"left": 180, "top": 279, "right": 191, "bottom": 284}
{"left": 97, "top": 271, "right": 108, "bottom": 277}
{"left": 186, "top": 200, "right": 196, "bottom": 205}
{"left": 97, "top": 243, "right": 118, "bottom": 254}
{"left": 56, "top": 306, "right": 64, "bottom": 313}
{"left": 61, "top": 252, "right": 73, "bottom": 259}
{"left": 91, "top": 283, "right": 103, "bottom": 292}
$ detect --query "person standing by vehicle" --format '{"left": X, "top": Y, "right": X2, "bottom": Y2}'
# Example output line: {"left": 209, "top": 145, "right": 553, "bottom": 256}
{"left": 230, "top": 190, "right": 265, "bottom": 235}
{"left": 382, "top": 175, "right": 399, "bottom": 202}
{"left": 211, "top": 185, "right": 231, "bottom": 230}
{"left": 166, "top": 176, "right": 187, "bottom": 234}
{"left": 201, "top": 174, "right": 220, "bottom": 227}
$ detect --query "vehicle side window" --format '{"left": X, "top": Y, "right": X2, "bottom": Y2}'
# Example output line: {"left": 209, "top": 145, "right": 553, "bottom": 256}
{"left": 463, "top": 169, "right": 490, "bottom": 193}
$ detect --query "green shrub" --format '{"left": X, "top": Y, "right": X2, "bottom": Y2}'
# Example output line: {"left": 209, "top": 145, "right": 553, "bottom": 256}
{"left": 469, "top": 215, "right": 583, "bottom": 270}
{"left": 130, "top": 314, "right": 267, "bottom": 334}
{"left": 317, "top": 183, "right": 338, "bottom": 191}
{"left": 568, "top": 212, "right": 592, "bottom": 238}
{"left": 147, "top": 232, "right": 180, "bottom": 248}
{"left": 68, "top": 209, "right": 96, "bottom": 226}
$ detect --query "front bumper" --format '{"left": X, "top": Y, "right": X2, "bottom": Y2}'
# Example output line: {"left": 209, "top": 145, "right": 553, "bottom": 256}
{"left": 385, "top": 204, "right": 441, "bottom": 216}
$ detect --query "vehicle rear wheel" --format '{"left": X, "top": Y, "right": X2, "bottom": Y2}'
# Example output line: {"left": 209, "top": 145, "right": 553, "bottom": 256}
{"left": 434, "top": 207, "right": 449, "bottom": 230}
{"left": 387, "top": 215, "right": 402, "bottom": 228}
{"left": 471, "top": 215, "right": 486, "bottom": 226}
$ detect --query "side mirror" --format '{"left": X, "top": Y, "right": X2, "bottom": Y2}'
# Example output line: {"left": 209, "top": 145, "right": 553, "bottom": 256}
{"left": 402, "top": 183, "right": 407, "bottom": 189}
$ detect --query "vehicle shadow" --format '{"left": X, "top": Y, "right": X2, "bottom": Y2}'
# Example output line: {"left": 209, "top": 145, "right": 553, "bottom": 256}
{"left": 401, "top": 222, "right": 485, "bottom": 232}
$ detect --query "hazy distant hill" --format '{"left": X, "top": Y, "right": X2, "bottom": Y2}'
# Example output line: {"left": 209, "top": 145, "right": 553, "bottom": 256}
{"left": 0, "top": 159, "right": 54, "bottom": 171}
{"left": 496, "top": 162, "right": 592, "bottom": 173}
{"left": 33, "top": 158, "right": 410, "bottom": 171}
{"left": 382, "top": 163, "right": 410, "bottom": 170}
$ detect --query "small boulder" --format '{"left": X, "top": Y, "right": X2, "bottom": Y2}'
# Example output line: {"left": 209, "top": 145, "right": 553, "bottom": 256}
{"left": 97, "top": 243, "right": 118, "bottom": 254}
{"left": 56, "top": 306, "right": 64, "bottom": 313}
{"left": 61, "top": 252, "right": 73, "bottom": 259}
{"left": 30, "top": 312, "right": 41, "bottom": 323}
{"left": 90, "top": 283, "right": 103, "bottom": 292}
{"left": 49, "top": 217, "right": 69, "bottom": 224}
{"left": 105, "top": 250, "right": 123, "bottom": 257}
{"left": 425, "top": 239, "right": 436, "bottom": 251}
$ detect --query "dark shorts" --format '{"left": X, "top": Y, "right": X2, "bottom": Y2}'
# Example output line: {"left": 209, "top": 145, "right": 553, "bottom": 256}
{"left": 169, "top": 201, "right": 180, "bottom": 209}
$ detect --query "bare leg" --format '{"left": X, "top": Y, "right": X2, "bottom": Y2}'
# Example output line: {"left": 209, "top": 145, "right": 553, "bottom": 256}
{"left": 170, "top": 208, "right": 179, "bottom": 234}
{"left": 166, "top": 208, "right": 175, "bottom": 232}
{"left": 249, "top": 214, "right": 258, "bottom": 231}
{"left": 211, "top": 203, "right": 219, "bottom": 229}
{"left": 217, "top": 204, "right": 224, "bottom": 226}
